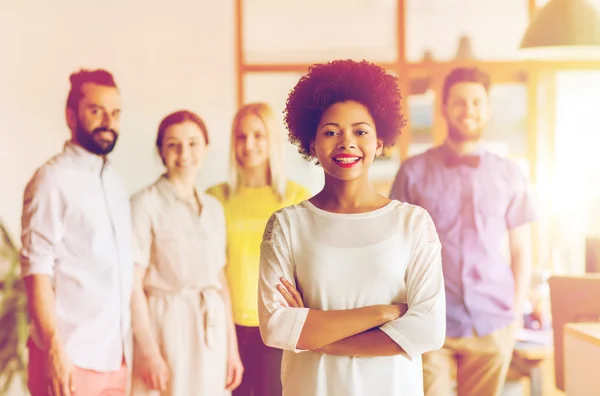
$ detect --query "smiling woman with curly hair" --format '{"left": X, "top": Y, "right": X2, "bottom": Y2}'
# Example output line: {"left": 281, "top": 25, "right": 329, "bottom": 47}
{"left": 285, "top": 59, "right": 405, "bottom": 161}
{"left": 257, "top": 59, "right": 446, "bottom": 396}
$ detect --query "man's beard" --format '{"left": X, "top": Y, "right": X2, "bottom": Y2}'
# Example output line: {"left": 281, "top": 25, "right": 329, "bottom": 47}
{"left": 75, "top": 121, "right": 118, "bottom": 156}
{"left": 447, "top": 125, "right": 483, "bottom": 143}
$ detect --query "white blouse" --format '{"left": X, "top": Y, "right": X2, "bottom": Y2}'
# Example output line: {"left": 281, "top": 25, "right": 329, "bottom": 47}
{"left": 258, "top": 200, "right": 446, "bottom": 396}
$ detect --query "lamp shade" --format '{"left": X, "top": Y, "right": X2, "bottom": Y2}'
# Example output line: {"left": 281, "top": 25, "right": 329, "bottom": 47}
{"left": 520, "top": 0, "right": 600, "bottom": 49}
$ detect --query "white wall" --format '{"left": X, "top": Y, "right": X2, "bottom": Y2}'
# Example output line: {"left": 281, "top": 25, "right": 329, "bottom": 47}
{"left": 0, "top": 1, "right": 236, "bottom": 241}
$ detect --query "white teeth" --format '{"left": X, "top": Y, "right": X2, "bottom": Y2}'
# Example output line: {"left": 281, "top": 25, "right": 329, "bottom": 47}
{"left": 334, "top": 157, "right": 360, "bottom": 164}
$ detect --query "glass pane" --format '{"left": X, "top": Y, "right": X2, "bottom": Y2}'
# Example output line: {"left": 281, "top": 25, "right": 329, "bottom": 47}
{"left": 244, "top": 73, "right": 324, "bottom": 193}
{"left": 407, "top": 76, "right": 435, "bottom": 144}
{"left": 555, "top": 71, "right": 600, "bottom": 201}
{"left": 368, "top": 68, "right": 402, "bottom": 191}
{"left": 406, "top": 0, "right": 529, "bottom": 61}
{"left": 243, "top": 0, "right": 398, "bottom": 63}
{"left": 485, "top": 82, "right": 528, "bottom": 160}
{"left": 547, "top": 70, "right": 600, "bottom": 274}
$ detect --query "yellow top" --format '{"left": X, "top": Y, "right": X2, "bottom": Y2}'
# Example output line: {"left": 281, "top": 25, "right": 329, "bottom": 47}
{"left": 206, "top": 180, "right": 311, "bottom": 326}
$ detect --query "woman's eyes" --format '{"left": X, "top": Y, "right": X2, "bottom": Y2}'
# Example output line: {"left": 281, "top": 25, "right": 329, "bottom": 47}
{"left": 166, "top": 141, "right": 199, "bottom": 149}
{"left": 324, "top": 130, "right": 368, "bottom": 136}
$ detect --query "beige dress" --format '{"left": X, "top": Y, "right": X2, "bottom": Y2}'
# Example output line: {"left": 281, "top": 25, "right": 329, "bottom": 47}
{"left": 130, "top": 175, "right": 229, "bottom": 396}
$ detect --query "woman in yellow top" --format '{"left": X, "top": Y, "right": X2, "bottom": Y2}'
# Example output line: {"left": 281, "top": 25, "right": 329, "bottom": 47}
{"left": 207, "top": 102, "right": 310, "bottom": 396}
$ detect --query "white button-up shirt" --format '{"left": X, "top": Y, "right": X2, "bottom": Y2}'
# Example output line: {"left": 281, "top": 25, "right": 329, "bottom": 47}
{"left": 20, "top": 141, "right": 134, "bottom": 372}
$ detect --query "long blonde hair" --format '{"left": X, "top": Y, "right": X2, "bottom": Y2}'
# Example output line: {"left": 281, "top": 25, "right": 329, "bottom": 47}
{"left": 227, "top": 102, "right": 287, "bottom": 200}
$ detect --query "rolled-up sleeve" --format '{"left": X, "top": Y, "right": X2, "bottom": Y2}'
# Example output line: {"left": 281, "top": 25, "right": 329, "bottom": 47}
{"left": 379, "top": 209, "right": 446, "bottom": 360}
{"left": 20, "top": 169, "right": 65, "bottom": 277}
{"left": 258, "top": 212, "right": 309, "bottom": 352}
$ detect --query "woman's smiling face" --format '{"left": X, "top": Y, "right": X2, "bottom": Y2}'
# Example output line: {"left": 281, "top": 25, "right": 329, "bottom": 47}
{"left": 311, "top": 100, "right": 383, "bottom": 181}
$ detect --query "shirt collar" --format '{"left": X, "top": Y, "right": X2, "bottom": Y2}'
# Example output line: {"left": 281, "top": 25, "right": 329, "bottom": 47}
{"left": 155, "top": 174, "right": 202, "bottom": 205}
{"left": 63, "top": 141, "right": 110, "bottom": 172}
{"left": 436, "top": 140, "right": 486, "bottom": 169}
{"left": 439, "top": 140, "right": 485, "bottom": 161}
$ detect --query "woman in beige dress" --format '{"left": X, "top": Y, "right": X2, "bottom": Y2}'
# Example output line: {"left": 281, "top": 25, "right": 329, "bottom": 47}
{"left": 130, "top": 110, "right": 243, "bottom": 395}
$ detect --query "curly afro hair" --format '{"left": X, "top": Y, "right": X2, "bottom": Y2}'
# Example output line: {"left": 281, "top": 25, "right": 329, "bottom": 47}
{"left": 284, "top": 59, "right": 406, "bottom": 161}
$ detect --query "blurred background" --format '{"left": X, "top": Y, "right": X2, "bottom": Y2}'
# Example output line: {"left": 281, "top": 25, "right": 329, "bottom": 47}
{"left": 2, "top": 0, "right": 600, "bottom": 395}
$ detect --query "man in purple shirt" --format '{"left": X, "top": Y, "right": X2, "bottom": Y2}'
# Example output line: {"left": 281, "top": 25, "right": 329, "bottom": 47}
{"left": 390, "top": 67, "right": 537, "bottom": 396}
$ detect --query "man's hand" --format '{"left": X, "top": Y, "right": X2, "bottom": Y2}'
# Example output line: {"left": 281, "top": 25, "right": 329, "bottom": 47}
{"left": 44, "top": 346, "right": 75, "bottom": 396}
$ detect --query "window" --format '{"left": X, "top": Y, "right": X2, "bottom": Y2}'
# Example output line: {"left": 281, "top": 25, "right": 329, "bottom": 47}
{"left": 554, "top": 71, "right": 600, "bottom": 203}
{"left": 485, "top": 83, "right": 528, "bottom": 159}
{"left": 544, "top": 70, "right": 600, "bottom": 274}
{"left": 242, "top": 0, "right": 398, "bottom": 63}
{"left": 407, "top": 76, "right": 435, "bottom": 144}
{"left": 406, "top": 0, "right": 529, "bottom": 62}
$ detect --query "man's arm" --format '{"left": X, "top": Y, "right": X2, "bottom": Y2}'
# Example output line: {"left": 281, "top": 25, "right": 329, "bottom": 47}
{"left": 24, "top": 275, "right": 75, "bottom": 395}
{"left": 20, "top": 170, "right": 64, "bottom": 351}
{"left": 20, "top": 169, "right": 74, "bottom": 394}
{"left": 509, "top": 223, "right": 533, "bottom": 318}
{"left": 24, "top": 275, "right": 69, "bottom": 358}
{"left": 505, "top": 166, "right": 537, "bottom": 320}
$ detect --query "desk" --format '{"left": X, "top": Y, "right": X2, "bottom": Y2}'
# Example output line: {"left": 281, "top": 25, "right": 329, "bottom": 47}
{"left": 564, "top": 322, "right": 600, "bottom": 395}
{"left": 509, "top": 342, "right": 553, "bottom": 396}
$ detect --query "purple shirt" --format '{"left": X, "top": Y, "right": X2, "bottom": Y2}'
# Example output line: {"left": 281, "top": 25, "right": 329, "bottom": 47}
{"left": 390, "top": 144, "right": 537, "bottom": 337}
